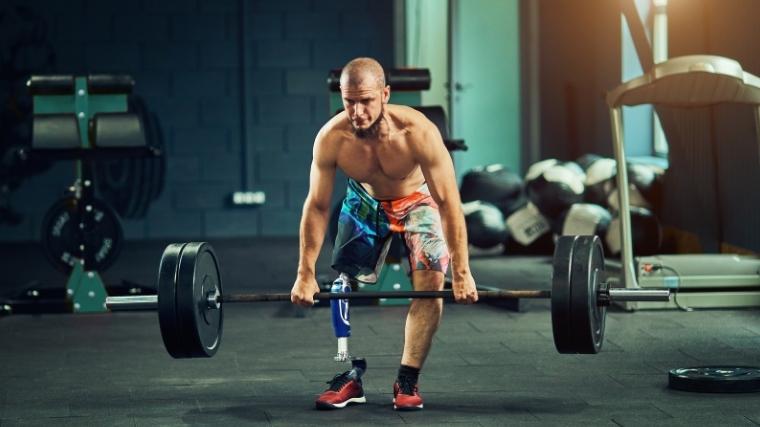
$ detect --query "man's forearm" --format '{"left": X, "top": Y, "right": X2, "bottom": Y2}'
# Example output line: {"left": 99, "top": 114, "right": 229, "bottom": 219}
{"left": 297, "top": 200, "right": 330, "bottom": 277}
{"left": 439, "top": 201, "right": 470, "bottom": 279}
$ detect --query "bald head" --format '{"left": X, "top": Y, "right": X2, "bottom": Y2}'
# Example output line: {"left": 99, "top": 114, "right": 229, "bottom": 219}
{"left": 340, "top": 57, "right": 386, "bottom": 90}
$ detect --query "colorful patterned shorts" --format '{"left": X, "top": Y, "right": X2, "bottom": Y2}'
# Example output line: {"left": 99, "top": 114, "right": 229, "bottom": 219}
{"left": 331, "top": 179, "right": 450, "bottom": 282}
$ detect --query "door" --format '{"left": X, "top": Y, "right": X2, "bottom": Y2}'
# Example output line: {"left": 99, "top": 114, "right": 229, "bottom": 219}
{"left": 450, "top": 0, "right": 521, "bottom": 178}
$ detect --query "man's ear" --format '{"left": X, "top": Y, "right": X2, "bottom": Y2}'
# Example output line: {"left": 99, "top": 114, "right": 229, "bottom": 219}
{"left": 382, "top": 85, "right": 391, "bottom": 104}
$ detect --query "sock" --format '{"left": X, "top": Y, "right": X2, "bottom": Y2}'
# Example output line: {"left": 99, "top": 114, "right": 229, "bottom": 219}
{"left": 397, "top": 364, "right": 420, "bottom": 385}
{"left": 349, "top": 358, "right": 367, "bottom": 379}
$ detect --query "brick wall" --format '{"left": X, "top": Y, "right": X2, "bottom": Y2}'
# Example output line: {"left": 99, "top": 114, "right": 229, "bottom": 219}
{"left": 0, "top": 0, "right": 394, "bottom": 241}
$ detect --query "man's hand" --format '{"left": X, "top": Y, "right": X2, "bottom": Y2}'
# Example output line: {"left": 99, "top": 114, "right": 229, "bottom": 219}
{"left": 452, "top": 272, "right": 478, "bottom": 304}
{"left": 291, "top": 275, "right": 320, "bottom": 307}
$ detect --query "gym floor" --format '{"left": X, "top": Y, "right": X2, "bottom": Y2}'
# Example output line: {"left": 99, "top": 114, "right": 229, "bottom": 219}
{"left": 1, "top": 238, "right": 760, "bottom": 426}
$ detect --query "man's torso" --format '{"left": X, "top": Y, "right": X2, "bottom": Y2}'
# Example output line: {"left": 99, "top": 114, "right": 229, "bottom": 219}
{"left": 326, "top": 105, "right": 431, "bottom": 200}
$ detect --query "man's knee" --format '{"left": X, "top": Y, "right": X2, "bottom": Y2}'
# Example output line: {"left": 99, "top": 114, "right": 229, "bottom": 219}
{"left": 411, "top": 270, "right": 445, "bottom": 291}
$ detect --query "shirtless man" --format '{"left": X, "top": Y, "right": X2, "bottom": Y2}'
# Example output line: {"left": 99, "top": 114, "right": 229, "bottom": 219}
{"left": 290, "top": 57, "right": 477, "bottom": 411}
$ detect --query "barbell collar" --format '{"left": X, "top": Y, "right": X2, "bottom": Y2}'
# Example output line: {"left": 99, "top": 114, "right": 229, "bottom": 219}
{"left": 606, "top": 288, "right": 670, "bottom": 302}
{"left": 106, "top": 295, "right": 158, "bottom": 311}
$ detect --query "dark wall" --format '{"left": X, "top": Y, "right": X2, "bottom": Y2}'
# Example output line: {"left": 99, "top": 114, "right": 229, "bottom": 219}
{"left": 668, "top": 0, "right": 760, "bottom": 74}
{"left": 536, "top": 0, "right": 621, "bottom": 162}
{"left": 0, "top": 0, "right": 394, "bottom": 242}
{"left": 661, "top": 0, "right": 760, "bottom": 252}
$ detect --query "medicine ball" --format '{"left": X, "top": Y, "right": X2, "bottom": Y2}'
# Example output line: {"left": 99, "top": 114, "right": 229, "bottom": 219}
{"left": 526, "top": 160, "right": 585, "bottom": 219}
{"left": 604, "top": 206, "right": 662, "bottom": 256}
{"left": 557, "top": 203, "right": 612, "bottom": 238}
{"left": 576, "top": 153, "right": 604, "bottom": 172}
{"left": 463, "top": 201, "right": 508, "bottom": 249}
{"left": 459, "top": 164, "right": 525, "bottom": 218}
{"left": 503, "top": 201, "right": 555, "bottom": 255}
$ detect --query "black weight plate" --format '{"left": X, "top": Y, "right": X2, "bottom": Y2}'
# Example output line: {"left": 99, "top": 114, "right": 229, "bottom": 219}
{"left": 128, "top": 96, "right": 153, "bottom": 218}
{"left": 569, "top": 235, "right": 606, "bottom": 354}
{"left": 157, "top": 243, "right": 188, "bottom": 359}
{"left": 40, "top": 196, "right": 123, "bottom": 273}
{"left": 147, "top": 111, "right": 166, "bottom": 202}
{"left": 175, "top": 242, "right": 223, "bottom": 358}
{"left": 100, "top": 159, "right": 131, "bottom": 190}
{"left": 669, "top": 366, "right": 760, "bottom": 393}
{"left": 551, "top": 235, "right": 578, "bottom": 354}
{"left": 133, "top": 157, "right": 153, "bottom": 218}
{"left": 95, "top": 158, "right": 134, "bottom": 218}
{"left": 123, "top": 155, "right": 145, "bottom": 219}
{"left": 130, "top": 96, "right": 153, "bottom": 218}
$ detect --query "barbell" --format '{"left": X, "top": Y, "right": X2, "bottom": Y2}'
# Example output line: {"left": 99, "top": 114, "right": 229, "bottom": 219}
{"left": 105, "top": 235, "right": 671, "bottom": 358}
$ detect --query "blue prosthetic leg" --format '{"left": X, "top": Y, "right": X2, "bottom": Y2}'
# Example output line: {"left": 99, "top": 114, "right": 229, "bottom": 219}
{"left": 331, "top": 273, "right": 352, "bottom": 362}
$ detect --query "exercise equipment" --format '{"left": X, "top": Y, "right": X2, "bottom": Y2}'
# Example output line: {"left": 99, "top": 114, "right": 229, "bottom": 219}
{"left": 584, "top": 157, "right": 662, "bottom": 213}
{"left": 503, "top": 201, "right": 554, "bottom": 255}
{"left": 604, "top": 206, "right": 662, "bottom": 256}
{"left": 575, "top": 153, "right": 603, "bottom": 172}
{"left": 327, "top": 68, "right": 430, "bottom": 113}
{"left": 558, "top": 203, "right": 611, "bottom": 238}
{"left": 525, "top": 159, "right": 585, "bottom": 219}
{"left": 462, "top": 201, "right": 508, "bottom": 249}
{"left": 24, "top": 74, "right": 160, "bottom": 313}
{"left": 668, "top": 366, "right": 760, "bottom": 393}
{"left": 105, "top": 237, "right": 670, "bottom": 358}
{"left": 459, "top": 164, "right": 524, "bottom": 218}
{"left": 606, "top": 163, "right": 662, "bottom": 212}
{"left": 606, "top": 55, "right": 760, "bottom": 310}
{"left": 40, "top": 195, "right": 123, "bottom": 273}
{"left": 584, "top": 158, "right": 617, "bottom": 208}
{"left": 94, "top": 95, "right": 166, "bottom": 219}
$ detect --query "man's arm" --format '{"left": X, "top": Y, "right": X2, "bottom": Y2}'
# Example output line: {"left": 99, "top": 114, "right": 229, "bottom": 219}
{"left": 413, "top": 123, "right": 478, "bottom": 303}
{"left": 291, "top": 131, "right": 337, "bottom": 306}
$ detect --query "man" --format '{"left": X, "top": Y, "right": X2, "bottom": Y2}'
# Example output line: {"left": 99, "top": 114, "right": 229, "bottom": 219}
{"left": 290, "top": 57, "right": 477, "bottom": 411}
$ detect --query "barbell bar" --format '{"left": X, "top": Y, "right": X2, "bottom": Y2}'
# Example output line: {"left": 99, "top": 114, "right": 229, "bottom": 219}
{"left": 104, "top": 236, "right": 671, "bottom": 359}
{"left": 107, "top": 287, "right": 670, "bottom": 311}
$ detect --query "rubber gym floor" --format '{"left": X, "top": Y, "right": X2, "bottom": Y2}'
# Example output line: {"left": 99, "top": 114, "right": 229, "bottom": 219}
{"left": 1, "top": 238, "right": 759, "bottom": 426}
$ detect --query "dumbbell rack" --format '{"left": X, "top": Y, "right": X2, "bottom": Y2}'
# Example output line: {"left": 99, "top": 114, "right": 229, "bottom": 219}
{"left": 606, "top": 55, "right": 760, "bottom": 309}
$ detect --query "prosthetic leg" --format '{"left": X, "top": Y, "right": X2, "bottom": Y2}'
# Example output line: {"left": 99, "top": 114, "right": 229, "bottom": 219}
{"left": 330, "top": 273, "right": 352, "bottom": 362}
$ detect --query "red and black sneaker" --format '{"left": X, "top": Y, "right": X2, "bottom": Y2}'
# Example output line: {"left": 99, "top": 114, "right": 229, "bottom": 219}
{"left": 315, "top": 371, "right": 366, "bottom": 410}
{"left": 392, "top": 377, "right": 423, "bottom": 411}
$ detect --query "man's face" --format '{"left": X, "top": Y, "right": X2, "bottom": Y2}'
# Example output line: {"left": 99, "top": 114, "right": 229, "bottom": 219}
{"left": 341, "top": 84, "right": 389, "bottom": 139}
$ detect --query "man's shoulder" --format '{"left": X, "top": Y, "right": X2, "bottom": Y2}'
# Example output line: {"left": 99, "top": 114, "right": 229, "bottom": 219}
{"left": 317, "top": 112, "right": 351, "bottom": 142}
{"left": 388, "top": 105, "right": 437, "bottom": 143}
{"left": 388, "top": 104, "right": 426, "bottom": 123}
{"left": 388, "top": 104, "right": 436, "bottom": 133}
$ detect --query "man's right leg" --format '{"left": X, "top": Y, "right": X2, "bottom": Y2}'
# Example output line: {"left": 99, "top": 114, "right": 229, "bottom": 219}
{"left": 316, "top": 273, "right": 368, "bottom": 409}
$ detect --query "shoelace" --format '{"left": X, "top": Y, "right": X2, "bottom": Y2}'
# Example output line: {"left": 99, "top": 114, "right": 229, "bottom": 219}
{"left": 396, "top": 376, "right": 417, "bottom": 395}
{"left": 326, "top": 372, "right": 353, "bottom": 391}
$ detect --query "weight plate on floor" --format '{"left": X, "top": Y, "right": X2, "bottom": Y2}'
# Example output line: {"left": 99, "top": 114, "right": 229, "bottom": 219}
{"left": 569, "top": 235, "right": 606, "bottom": 354}
{"left": 551, "top": 235, "right": 578, "bottom": 354}
{"left": 669, "top": 366, "right": 760, "bottom": 393}
{"left": 175, "top": 242, "right": 223, "bottom": 358}
{"left": 40, "top": 196, "right": 123, "bottom": 273}
{"left": 157, "top": 243, "right": 188, "bottom": 358}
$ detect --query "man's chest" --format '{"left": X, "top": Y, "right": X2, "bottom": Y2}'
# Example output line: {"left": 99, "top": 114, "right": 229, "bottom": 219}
{"left": 336, "top": 138, "right": 418, "bottom": 182}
